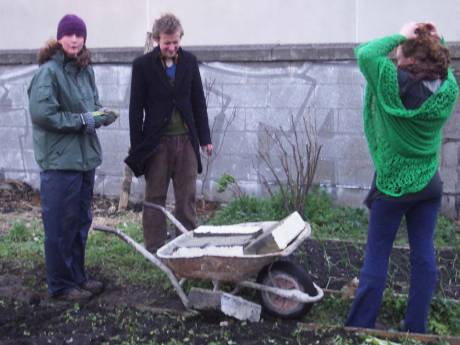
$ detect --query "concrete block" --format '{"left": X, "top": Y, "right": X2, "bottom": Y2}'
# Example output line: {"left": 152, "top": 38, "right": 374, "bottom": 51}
{"left": 440, "top": 167, "right": 459, "bottom": 193}
{"left": 0, "top": 65, "right": 35, "bottom": 81}
{"left": 188, "top": 288, "right": 222, "bottom": 310}
{"left": 216, "top": 131, "right": 257, "bottom": 155}
{"left": 23, "top": 149, "right": 39, "bottom": 171}
{"left": 441, "top": 141, "right": 460, "bottom": 168}
{"left": 224, "top": 84, "right": 269, "bottom": 107}
{"left": 314, "top": 159, "right": 337, "bottom": 185}
{"left": 220, "top": 293, "right": 261, "bottom": 322}
{"left": 129, "top": 176, "right": 145, "bottom": 202}
{"left": 207, "top": 154, "right": 256, "bottom": 181}
{"left": 311, "top": 84, "right": 363, "bottom": 109}
{"left": 22, "top": 130, "right": 34, "bottom": 149}
{"left": 117, "top": 108, "right": 130, "bottom": 130}
{"left": 313, "top": 108, "right": 336, "bottom": 136}
{"left": 269, "top": 83, "right": 315, "bottom": 108}
{"left": 98, "top": 151, "right": 127, "bottom": 176}
{"left": 188, "top": 288, "right": 262, "bottom": 322}
{"left": 441, "top": 194, "right": 459, "bottom": 219}
{"left": 117, "top": 66, "right": 133, "bottom": 85}
{"left": 443, "top": 110, "right": 460, "bottom": 139}
{"left": 0, "top": 128, "right": 25, "bottom": 149}
{"left": 0, "top": 108, "right": 27, "bottom": 127}
{"left": 97, "top": 84, "right": 130, "bottom": 107}
{"left": 0, "top": 149, "right": 25, "bottom": 170}
{"left": 203, "top": 82, "right": 224, "bottom": 108}
{"left": 93, "top": 65, "right": 119, "bottom": 84}
{"left": 98, "top": 129, "right": 130, "bottom": 154}
{"left": 336, "top": 159, "right": 374, "bottom": 187}
{"left": 0, "top": 84, "right": 27, "bottom": 107}
{"left": 319, "top": 135, "right": 370, "bottom": 160}
{"left": 337, "top": 108, "right": 364, "bottom": 134}
{"left": 244, "top": 212, "right": 305, "bottom": 254}
{"left": 100, "top": 175, "right": 123, "bottom": 198}
{"left": 5, "top": 171, "right": 40, "bottom": 191}
{"left": 327, "top": 185, "right": 369, "bottom": 209}
{"left": 208, "top": 107, "right": 245, "bottom": 133}
{"left": 246, "top": 108, "right": 291, "bottom": 131}
{"left": 307, "top": 63, "right": 364, "bottom": 85}
{"left": 201, "top": 63, "right": 248, "bottom": 84}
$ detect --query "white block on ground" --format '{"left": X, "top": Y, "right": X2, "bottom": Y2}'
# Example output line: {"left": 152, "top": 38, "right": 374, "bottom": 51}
{"left": 220, "top": 292, "right": 261, "bottom": 322}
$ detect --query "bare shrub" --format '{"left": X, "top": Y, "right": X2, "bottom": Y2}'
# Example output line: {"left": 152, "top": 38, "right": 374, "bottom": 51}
{"left": 257, "top": 113, "right": 322, "bottom": 214}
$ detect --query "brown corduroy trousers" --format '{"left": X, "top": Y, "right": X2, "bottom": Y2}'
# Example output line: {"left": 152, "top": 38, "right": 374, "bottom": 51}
{"left": 142, "top": 135, "right": 198, "bottom": 253}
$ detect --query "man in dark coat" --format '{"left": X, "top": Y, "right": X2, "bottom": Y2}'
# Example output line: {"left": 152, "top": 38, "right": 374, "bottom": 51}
{"left": 125, "top": 13, "right": 212, "bottom": 253}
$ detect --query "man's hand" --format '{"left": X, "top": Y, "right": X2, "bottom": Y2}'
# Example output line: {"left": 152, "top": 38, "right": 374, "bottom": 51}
{"left": 201, "top": 144, "right": 213, "bottom": 156}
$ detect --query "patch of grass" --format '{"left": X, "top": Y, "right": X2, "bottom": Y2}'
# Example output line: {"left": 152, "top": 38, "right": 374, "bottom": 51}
{"left": 302, "top": 294, "right": 351, "bottom": 325}
{"left": 0, "top": 220, "right": 44, "bottom": 269}
{"left": 86, "top": 223, "right": 172, "bottom": 288}
{"left": 302, "top": 293, "right": 460, "bottom": 336}
{"left": 0, "top": 219, "right": 171, "bottom": 289}
{"left": 379, "top": 292, "right": 460, "bottom": 336}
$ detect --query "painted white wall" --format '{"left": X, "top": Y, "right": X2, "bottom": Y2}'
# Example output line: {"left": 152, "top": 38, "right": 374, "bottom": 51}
{"left": 1, "top": 0, "right": 458, "bottom": 49}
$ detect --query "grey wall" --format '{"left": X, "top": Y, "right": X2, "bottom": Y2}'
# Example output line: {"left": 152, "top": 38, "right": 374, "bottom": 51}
{"left": 1, "top": 45, "right": 460, "bottom": 216}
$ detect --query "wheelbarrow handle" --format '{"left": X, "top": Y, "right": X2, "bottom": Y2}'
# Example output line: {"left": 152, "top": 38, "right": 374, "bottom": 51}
{"left": 143, "top": 202, "right": 189, "bottom": 234}
{"left": 91, "top": 224, "right": 190, "bottom": 308}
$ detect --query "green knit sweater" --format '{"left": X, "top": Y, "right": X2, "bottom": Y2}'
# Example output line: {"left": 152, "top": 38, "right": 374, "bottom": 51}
{"left": 356, "top": 34, "right": 459, "bottom": 197}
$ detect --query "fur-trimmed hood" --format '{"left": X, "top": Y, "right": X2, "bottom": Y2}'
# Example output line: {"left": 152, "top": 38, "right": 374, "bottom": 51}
{"left": 37, "top": 39, "right": 91, "bottom": 68}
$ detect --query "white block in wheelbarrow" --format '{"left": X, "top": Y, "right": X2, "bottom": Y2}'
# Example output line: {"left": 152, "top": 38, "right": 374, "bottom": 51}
{"left": 243, "top": 212, "right": 306, "bottom": 254}
{"left": 193, "top": 224, "right": 262, "bottom": 237}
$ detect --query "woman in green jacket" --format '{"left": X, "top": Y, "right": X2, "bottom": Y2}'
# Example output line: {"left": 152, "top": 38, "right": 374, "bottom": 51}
{"left": 28, "top": 14, "right": 117, "bottom": 301}
{"left": 346, "top": 22, "right": 458, "bottom": 333}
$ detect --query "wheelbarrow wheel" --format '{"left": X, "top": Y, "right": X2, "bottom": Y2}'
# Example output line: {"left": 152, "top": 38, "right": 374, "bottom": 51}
{"left": 257, "top": 260, "right": 318, "bottom": 319}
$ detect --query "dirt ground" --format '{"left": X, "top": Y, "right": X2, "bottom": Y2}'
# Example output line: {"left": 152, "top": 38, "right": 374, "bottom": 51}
{"left": 0, "top": 181, "right": 458, "bottom": 344}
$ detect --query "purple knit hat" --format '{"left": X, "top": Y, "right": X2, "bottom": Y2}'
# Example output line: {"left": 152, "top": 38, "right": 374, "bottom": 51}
{"left": 57, "top": 14, "right": 87, "bottom": 42}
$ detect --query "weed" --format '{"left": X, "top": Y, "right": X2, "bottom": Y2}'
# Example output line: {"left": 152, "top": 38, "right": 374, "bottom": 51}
{"left": 332, "top": 335, "right": 354, "bottom": 345}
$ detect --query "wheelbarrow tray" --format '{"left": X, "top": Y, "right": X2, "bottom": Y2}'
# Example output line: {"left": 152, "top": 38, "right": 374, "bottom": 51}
{"left": 156, "top": 221, "right": 311, "bottom": 282}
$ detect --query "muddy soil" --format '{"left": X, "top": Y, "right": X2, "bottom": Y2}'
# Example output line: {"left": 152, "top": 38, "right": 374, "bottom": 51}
{"left": 0, "top": 181, "right": 458, "bottom": 344}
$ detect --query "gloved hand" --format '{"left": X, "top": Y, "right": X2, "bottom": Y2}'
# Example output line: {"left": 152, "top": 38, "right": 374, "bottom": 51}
{"left": 94, "top": 108, "right": 119, "bottom": 127}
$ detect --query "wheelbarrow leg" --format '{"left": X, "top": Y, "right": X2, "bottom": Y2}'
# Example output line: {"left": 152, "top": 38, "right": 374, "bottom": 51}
{"left": 92, "top": 225, "right": 190, "bottom": 309}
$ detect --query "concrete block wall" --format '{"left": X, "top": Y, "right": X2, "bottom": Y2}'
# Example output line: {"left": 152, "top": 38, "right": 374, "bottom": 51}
{"left": 1, "top": 44, "right": 460, "bottom": 216}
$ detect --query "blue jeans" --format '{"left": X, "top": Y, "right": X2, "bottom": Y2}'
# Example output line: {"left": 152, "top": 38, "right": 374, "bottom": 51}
{"left": 40, "top": 169, "right": 95, "bottom": 296}
{"left": 345, "top": 196, "right": 440, "bottom": 333}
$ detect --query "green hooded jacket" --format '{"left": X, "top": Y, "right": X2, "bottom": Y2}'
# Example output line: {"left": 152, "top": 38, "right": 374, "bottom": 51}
{"left": 28, "top": 45, "right": 102, "bottom": 171}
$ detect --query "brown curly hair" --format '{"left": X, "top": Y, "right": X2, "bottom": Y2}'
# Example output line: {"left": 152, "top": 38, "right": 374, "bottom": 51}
{"left": 37, "top": 39, "right": 91, "bottom": 68}
{"left": 399, "top": 23, "right": 451, "bottom": 80}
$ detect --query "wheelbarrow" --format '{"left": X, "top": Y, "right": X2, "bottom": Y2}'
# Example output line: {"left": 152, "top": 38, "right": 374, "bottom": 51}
{"left": 93, "top": 202, "right": 323, "bottom": 322}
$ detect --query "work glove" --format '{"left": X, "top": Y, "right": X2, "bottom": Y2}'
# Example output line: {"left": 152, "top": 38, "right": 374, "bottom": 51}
{"left": 94, "top": 108, "right": 119, "bottom": 127}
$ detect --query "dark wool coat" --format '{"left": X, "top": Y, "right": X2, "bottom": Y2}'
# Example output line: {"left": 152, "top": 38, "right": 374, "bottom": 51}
{"left": 125, "top": 46, "right": 211, "bottom": 177}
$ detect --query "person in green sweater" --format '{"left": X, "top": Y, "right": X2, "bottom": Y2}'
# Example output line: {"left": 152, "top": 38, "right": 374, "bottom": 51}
{"left": 345, "top": 22, "right": 458, "bottom": 333}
